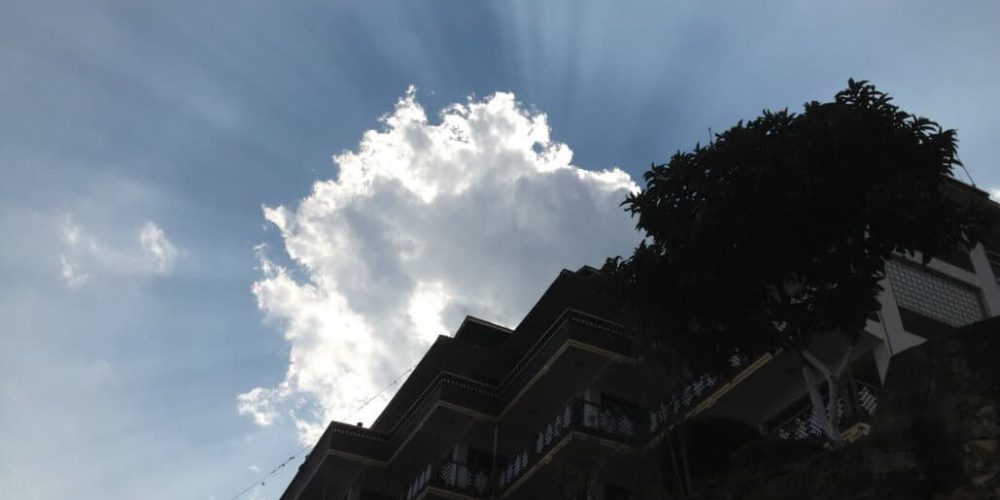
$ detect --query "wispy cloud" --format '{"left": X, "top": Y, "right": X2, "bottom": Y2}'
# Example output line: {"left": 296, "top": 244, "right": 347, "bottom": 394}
{"left": 57, "top": 216, "right": 179, "bottom": 285}
{"left": 140, "top": 221, "right": 178, "bottom": 274}
{"left": 59, "top": 254, "right": 89, "bottom": 287}
{"left": 240, "top": 88, "right": 639, "bottom": 443}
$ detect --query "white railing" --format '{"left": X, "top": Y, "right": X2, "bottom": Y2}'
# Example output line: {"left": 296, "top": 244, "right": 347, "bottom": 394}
{"left": 404, "top": 460, "right": 490, "bottom": 500}
{"left": 581, "top": 400, "right": 636, "bottom": 439}
{"left": 535, "top": 404, "right": 572, "bottom": 453}
{"left": 404, "top": 464, "right": 432, "bottom": 500}
{"left": 498, "top": 399, "right": 638, "bottom": 491}
{"left": 406, "top": 360, "right": 878, "bottom": 498}
{"left": 773, "top": 380, "right": 880, "bottom": 441}
{"left": 497, "top": 449, "right": 528, "bottom": 489}
{"left": 439, "top": 460, "right": 490, "bottom": 495}
{"left": 649, "top": 353, "right": 750, "bottom": 434}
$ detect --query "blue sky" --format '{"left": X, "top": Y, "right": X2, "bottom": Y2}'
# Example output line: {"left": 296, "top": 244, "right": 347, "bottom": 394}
{"left": 2, "top": 1, "right": 998, "bottom": 499}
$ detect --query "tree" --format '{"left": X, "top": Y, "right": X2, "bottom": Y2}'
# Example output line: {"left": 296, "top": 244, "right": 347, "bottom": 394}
{"left": 603, "top": 79, "right": 988, "bottom": 442}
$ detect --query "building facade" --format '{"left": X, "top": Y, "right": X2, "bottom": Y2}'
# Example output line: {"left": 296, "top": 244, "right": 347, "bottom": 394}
{"left": 280, "top": 183, "right": 1000, "bottom": 500}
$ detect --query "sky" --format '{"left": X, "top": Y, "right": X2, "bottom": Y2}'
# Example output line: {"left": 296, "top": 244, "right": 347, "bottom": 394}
{"left": 1, "top": 1, "right": 999, "bottom": 499}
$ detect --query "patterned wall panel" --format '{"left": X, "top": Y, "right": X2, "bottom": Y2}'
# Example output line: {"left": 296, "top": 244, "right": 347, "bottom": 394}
{"left": 886, "top": 260, "right": 985, "bottom": 327}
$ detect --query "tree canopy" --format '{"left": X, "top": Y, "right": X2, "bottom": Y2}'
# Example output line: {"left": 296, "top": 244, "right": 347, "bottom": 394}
{"left": 604, "top": 79, "right": 988, "bottom": 370}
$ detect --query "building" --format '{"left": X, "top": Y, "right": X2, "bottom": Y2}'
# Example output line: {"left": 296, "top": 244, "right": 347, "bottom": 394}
{"left": 280, "top": 182, "right": 1000, "bottom": 500}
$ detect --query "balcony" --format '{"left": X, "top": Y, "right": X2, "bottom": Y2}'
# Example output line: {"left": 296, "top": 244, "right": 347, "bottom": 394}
{"left": 497, "top": 398, "right": 641, "bottom": 492}
{"left": 648, "top": 352, "right": 763, "bottom": 434}
{"left": 769, "top": 379, "right": 881, "bottom": 442}
{"left": 403, "top": 459, "right": 491, "bottom": 500}
{"left": 401, "top": 351, "right": 880, "bottom": 499}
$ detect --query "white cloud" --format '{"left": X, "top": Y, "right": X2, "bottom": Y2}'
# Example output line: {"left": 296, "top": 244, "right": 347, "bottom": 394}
{"left": 62, "top": 218, "right": 83, "bottom": 247}
{"left": 59, "top": 254, "right": 89, "bottom": 287}
{"left": 240, "top": 88, "right": 640, "bottom": 444}
{"left": 139, "top": 221, "right": 178, "bottom": 274}
{"left": 237, "top": 386, "right": 282, "bottom": 426}
{"left": 56, "top": 216, "right": 179, "bottom": 285}
{"left": 989, "top": 187, "right": 1000, "bottom": 203}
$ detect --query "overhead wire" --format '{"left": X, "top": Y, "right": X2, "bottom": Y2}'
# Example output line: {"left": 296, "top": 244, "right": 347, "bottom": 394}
{"left": 226, "top": 364, "right": 418, "bottom": 500}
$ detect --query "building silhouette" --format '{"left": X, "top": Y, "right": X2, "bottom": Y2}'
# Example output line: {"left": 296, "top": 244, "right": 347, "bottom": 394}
{"left": 280, "top": 182, "right": 1000, "bottom": 500}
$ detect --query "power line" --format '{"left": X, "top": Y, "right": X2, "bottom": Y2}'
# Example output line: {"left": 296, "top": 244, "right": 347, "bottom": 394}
{"left": 228, "top": 445, "right": 311, "bottom": 500}
{"left": 227, "top": 364, "right": 417, "bottom": 500}
{"left": 959, "top": 163, "right": 978, "bottom": 188}
{"left": 345, "top": 365, "right": 416, "bottom": 423}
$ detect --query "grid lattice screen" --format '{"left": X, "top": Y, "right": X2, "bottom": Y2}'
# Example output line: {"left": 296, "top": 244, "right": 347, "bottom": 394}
{"left": 886, "top": 260, "right": 985, "bottom": 327}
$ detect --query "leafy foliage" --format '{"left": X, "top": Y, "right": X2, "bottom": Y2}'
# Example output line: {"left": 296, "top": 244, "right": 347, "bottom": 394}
{"left": 605, "top": 79, "right": 986, "bottom": 368}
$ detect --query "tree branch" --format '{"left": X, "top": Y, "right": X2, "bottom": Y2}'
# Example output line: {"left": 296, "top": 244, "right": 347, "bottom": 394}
{"left": 801, "top": 350, "right": 832, "bottom": 380}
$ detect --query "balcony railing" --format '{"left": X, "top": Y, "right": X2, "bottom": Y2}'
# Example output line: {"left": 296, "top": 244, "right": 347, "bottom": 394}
{"left": 497, "top": 398, "right": 640, "bottom": 491}
{"left": 403, "top": 459, "right": 490, "bottom": 500}
{"left": 771, "top": 379, "right": 881, "bottom": 441}
{"left": 648, "top": 352, "right": 752, "bottom": 434}
{"left": 404, "top": 464, "right": 432, "bottom": 500}
{"left": 403, "top": 353, "right": 880, "bottom": 498}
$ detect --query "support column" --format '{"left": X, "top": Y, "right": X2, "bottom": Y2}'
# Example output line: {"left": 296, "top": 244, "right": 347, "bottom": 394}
{"left": 970, "top": 243, "right": 1000, "bottom": 316}
{"left": 587, "top": 468, "right": 605, "bottom": 500}
{"left": 583, "top": 387, "right": 601, "bottom": 428}
{"left": 452, "top": 441, "right": 469, "bottom": 488}
{"left": 871, "top": 273, "right": 925, "bottom": 382}
{"left": 345, "top": 484, "right": 361, "bottom": 500}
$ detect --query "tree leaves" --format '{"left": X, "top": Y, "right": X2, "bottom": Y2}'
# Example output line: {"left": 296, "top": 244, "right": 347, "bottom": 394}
{"left": 604, "top": 79, "right": 986, "bottom": 369}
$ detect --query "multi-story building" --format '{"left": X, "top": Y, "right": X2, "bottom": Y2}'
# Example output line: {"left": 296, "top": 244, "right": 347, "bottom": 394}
{"left": 280, "top": 181, "right": 1000, "bottom": 500}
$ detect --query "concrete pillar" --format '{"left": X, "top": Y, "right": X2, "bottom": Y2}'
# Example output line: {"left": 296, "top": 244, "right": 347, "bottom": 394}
{"left": 970, "top": 243, "right": 1000, "bottom": 316}
{"left": 583, "top": 387, "right": 601, "bottom": 428}
{"left": 872, "top": 272, "right": 927, "bottom": 382}
{"left": 587, "top": 466, "right": 605, "bottom": 500}
{"left": 346, "top": 484, "right": 361, "bottom": 500}
{"left": 451, "top": 441, "right": 468, "bottom": 487}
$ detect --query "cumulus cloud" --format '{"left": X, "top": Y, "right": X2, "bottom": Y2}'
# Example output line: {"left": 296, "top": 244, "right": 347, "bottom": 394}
{"left": 240, "top": 88, "right": 640, "bottom": 444}
{"left": 57, "top": 216, "right": 179, "bottom": 284}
